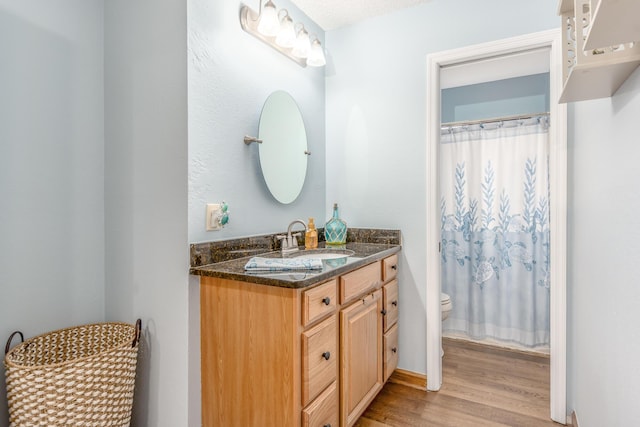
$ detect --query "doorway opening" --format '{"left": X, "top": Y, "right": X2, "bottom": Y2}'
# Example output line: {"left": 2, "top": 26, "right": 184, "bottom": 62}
{"left": 425, "top": 29, "right": 567, "bottom": 424}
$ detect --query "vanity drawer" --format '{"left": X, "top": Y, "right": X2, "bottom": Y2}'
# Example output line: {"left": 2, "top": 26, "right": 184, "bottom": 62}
{"left": 339, "top": 261, "right": 381, "bottom": 304}
{"left": 382, "top": 279, "right": 399, "bottom": 332}
{"left": 302, "top": 381, "right": 339, "bottom": 427}
{"left": 302, "top": 279, "right": 337, "bottom": 327}
{"left": 302, "top": 315, "right": 338, "bottom": 406}
{"left": 383, "top": 323, "right": 399, "bottom": 383}
{"left": 382, "top": 254, "right": 398, "bottom": 282}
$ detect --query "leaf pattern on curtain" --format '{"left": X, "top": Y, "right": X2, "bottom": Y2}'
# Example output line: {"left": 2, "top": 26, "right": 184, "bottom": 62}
{"left": 441, "top": 158, "right": 550, "bottom": 289}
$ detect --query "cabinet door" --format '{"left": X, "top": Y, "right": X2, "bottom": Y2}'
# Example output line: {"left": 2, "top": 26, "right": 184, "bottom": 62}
{"left": 340, "top": 289, "right": 383, "bottom": 427}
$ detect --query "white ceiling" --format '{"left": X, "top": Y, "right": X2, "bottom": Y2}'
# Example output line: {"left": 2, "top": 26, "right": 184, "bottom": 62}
{"left": 289, "top": 0, "right": 433, "bottom": 31}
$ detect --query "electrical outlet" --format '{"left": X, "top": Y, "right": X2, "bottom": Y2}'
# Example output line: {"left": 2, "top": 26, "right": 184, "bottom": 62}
{"left": 206, "top": 203, "right": 222, "bottom": 231}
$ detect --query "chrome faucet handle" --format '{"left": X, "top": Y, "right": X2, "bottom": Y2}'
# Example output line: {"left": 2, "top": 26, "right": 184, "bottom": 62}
{"left": 290, "top": 232, "right": 302, "bottom": 248}
{"left": 281, "top": 220, "right": 307, "bottom": 254}
{"left": 277, "top": 234, "right": 296, "bottom": 253}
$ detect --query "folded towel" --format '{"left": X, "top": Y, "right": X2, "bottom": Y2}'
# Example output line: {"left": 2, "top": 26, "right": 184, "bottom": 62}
{"left": 244, "top": 257, "right": 323, "bottom": 272}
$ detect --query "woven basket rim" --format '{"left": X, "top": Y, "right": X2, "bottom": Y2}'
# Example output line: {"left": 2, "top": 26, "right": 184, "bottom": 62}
{"left": 4, "top": 321, "right": 138, "bottom": 370}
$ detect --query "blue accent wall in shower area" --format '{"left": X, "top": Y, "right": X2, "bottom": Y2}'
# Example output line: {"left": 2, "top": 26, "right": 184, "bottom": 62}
{"left": 441, "top": 73, "right": 550, "bottom": 123}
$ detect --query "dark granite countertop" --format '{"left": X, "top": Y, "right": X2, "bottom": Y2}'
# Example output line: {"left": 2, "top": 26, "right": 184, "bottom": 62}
{"left": 190, "top": 239, "right": 401, "bottom": 289}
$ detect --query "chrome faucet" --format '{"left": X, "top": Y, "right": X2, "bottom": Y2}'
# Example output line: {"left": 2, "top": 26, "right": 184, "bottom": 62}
{"left": 277, "top": 219, "right": 307, "bottom": 255}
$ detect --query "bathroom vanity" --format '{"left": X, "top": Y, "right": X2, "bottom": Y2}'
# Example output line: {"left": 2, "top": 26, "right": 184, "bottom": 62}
{"left": 191, "top": 240, "right": 400, "bottom": 427}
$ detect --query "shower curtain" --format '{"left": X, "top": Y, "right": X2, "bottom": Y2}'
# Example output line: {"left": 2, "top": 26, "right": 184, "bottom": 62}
{"left": 440, "top": 115, "right": 550, "bottom": 347}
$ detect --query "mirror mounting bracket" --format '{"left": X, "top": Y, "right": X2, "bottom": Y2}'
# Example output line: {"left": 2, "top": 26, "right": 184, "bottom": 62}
{"left": 244, "top": 135, "right": 263, "bottom": 145}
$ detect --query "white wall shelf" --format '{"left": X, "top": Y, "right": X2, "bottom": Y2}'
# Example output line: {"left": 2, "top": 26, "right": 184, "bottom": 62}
{"left": 560, "top": 60, "right": 640, "bottom": 103}
{"left": 558, "top": 0, "right": 640, "bottom": 103}
{"left": 557, "top": 0, "right": 573, "bottom": 15}
{"left": 584, "top": 0, "right": 640, "bottom": 50}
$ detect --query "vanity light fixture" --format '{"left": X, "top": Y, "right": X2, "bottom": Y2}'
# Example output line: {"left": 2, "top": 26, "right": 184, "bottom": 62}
{"left": 291, "top": 24, "right": 311, "bottom": 59}
{"left": 256, "top": 0, "right": 279, "bottom": 36}
{"left": 307, "top": 37, "right": 326, "bottom": 67}
{"left": 240, "top": 1, "right": 326, "bottom": 68}
{"left": 275, "top": 11, "right": 295, "bottom": 48}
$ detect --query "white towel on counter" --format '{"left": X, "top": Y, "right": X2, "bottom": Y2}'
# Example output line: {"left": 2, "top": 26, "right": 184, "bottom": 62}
{"left": 243, "top": 256, "right": 323, "bottom": 271}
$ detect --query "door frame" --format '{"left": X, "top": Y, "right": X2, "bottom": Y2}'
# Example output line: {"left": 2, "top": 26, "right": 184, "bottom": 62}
{"left": 425, "top": 29, "right": 567, "bottom": 424}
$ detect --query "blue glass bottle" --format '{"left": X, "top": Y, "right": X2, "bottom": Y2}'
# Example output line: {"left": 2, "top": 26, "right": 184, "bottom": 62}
{"left": 324, "top": 203, "right": 347, "bottom": 245}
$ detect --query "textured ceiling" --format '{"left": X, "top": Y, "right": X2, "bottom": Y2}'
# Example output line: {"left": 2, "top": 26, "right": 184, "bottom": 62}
{"left": 289, "top": 0, "right": 432, "bottom": 30}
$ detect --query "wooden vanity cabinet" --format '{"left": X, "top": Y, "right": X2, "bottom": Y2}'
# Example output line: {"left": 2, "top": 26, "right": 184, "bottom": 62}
{"left": 338, "top": 255, "right": 399, "bottom": 427}
{"left": 383, "top": 323, "right": 399, "bottom": 382}
{"left": 200, "top": 278, "right": 304, "bottom": 426}
{"left": 339, "top": 262, "right": 381, "bottom": 304}
{"left": 381, "top": 260, "right": 399, "bottom": 384}
{"left": 382, "top": 254, "right": 398, "bottom": 283}
{"left": 382, "top": 279, "right": 398, "bottom": 331}
{"left": 340, "top": 289, "right": 383, "bottom": 427}
{"left": 302, "top": 314, "right": 338, "bottom": 406}
{"left": 200, "top": 253, "right": 399, "bottom": 427}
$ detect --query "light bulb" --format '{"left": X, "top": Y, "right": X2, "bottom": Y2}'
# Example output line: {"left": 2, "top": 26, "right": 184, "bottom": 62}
{"left": 257, "top": 0, "right": 279, "bottom": 37}
{"left": 307, "top": 38, "right": 326, "bottom": 67}
{"left": 275, "top": 13, "right": 295, "bottom": 48}
{"left": 292, "top": 27, "right": 310, "bottom": 58}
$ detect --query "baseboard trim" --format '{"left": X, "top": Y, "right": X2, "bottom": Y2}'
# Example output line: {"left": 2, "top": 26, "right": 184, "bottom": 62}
{"left": 389, "top": 369, "right": 427, "bottom": 390}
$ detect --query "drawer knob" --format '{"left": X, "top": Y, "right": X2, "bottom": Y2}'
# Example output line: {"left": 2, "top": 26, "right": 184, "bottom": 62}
{"left": 392, "top": 347, "right": 397, "bottom": 353}
{"left": 391, "top": 265, "right": 397, "bottom": 270}
{"left": 381, "top": 309, "right": 387, "bottom": 316}
{"left": 322, "top": 296, "right": 331, "bottom": 306}
{"left": 322, "top": 351, "right": 331, "bottom": 361}
{"left": 324, "top": 424, "right": 332, "bottom": 427}
{"left": 392, "top": 300, "right": 398, "bottom": 307}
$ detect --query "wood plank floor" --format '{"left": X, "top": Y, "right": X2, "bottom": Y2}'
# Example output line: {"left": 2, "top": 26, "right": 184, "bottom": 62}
{"left": 355, "top": 338, "right": 562, "bottom": 427}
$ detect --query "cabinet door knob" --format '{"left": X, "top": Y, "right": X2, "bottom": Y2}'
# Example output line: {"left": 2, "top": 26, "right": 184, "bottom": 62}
{"left": 391, "top": 265, "right": 397, "bottom": 270}
{"left": 392, "top": 347, "right": 397, "bottom": 353}
{"left": 322, "top": 296, "right": 331, "bottom": 306}
{"left": 392, "top": 300, "right": 398, "bottom": 306}
{"left": 322, "top": 351, "right": 331, "bottom": 361}
{"left": 381, "top": 309, "right": 387, "bottom": 316}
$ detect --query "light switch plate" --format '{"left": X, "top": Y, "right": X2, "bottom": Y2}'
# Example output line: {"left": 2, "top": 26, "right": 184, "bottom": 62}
{"left": 206, "top": 203, "right": 222, "bottom": 231}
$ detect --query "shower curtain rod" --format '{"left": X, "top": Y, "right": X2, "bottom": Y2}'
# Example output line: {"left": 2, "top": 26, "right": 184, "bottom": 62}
{"left": 441, "top": 112, "right": 549, "bottom": 128}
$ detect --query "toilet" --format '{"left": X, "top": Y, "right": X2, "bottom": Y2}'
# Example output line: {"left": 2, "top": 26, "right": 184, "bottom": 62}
{"left": 441, "top": 293, "right": 452, "bottom": 321}
{"left": 441, "top": 293, "right": 452, "bottom": 357}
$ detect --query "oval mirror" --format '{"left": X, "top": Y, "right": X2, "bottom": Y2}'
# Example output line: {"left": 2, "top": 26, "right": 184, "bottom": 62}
{"left": 258, "top": 91, "right": 308, "bottom": 204}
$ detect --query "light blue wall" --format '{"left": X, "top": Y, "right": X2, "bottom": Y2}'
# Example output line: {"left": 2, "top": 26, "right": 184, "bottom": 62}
{"left": 567, "top": 68, "right": 640, "bottom": 426}
{"left": 187, "top": 1, "right": 325, "bottom": 423}
{"left": 3, "top": 1, "right": 638, "bottom": 426}
{"left": 328, "top": 1, "right": 640, "bottom": 424}
{"left": 0, "top": 0, "right": 323, "bottom": 424}
{"left": 188, "top": 0, "right": 326, "bottom": 244}
{"left": 326, "top": 0, "right": 559, "bottom": 379}
{"left": 441, "top": 73, "right": 550, "bottom": 123}
{"left": 0, "top": 2, "right": 104, "bottom": 425}
{"left": 104, "top": 0, "right": 189, "bottom": 426}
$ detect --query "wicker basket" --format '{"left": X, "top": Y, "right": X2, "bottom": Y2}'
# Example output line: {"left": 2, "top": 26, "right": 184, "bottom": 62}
{"left": 4, "top": 320, "right": 141, "bottom": 427}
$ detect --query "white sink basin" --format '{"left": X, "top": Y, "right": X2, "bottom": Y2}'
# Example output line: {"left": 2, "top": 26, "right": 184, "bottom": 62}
{"left": 290, "top": 249, "right": 355, "bottom": 261}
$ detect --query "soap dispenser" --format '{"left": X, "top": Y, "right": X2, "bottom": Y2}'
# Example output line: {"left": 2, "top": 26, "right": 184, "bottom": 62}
{"left": 305, "top": 217, "right": 318, "bottom": 249}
